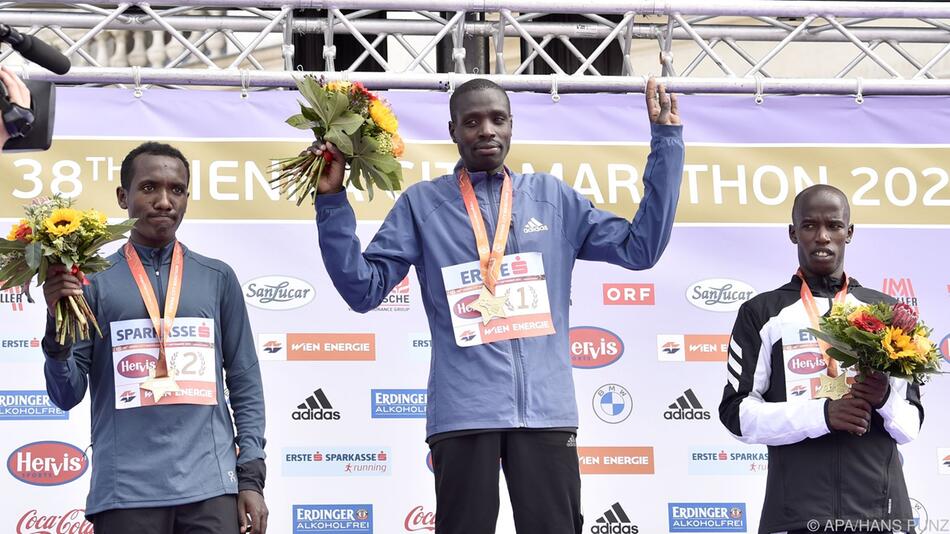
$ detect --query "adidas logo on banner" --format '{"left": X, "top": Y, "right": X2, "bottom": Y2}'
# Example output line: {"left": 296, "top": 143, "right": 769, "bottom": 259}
{"left": 522, "top": 217, "right": 549, "bottom": 233}
{"left": 591, "top": 502, "right": 638, "bottom": 534}
{"left": 663, "top": 388, "right": 711, "bottom": 421}
{"left": 566, "top": 435, "right": 576, "bottom": 448}
{"left": 292, "top": 388, "right": 342, "bottom": 421}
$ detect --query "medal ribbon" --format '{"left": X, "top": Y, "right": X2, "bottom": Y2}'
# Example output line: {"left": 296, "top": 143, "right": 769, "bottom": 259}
{"left": 125, "top": 241, "right": 184, "bottom": 378}
{"left": 459, "top": 168, "right": 512, "bottom": 295}
{"left": 796, "top": 269, "right": 848, "bottom": 378}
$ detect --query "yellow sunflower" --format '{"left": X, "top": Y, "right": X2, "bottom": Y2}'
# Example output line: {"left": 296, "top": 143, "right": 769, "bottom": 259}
{"left": 881, "top": 326, "right": 918, "bottom": 361}
{"left": 44, "top": 208, "right": 83, "bottom": 237}
{"left": 369, "top": 100, "right": 398, "bottom": 133}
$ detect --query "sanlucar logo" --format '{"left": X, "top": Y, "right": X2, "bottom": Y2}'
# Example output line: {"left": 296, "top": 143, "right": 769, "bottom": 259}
{"left": 570, "top": 327, "right": 624, "bottom": 369}
{"left": 242, "top": 276, "right": 315, "bottom": 311}
{"left": 687, "top": 279, "right": 756, "bottom": 312}
{"left": 7, "top": 441, "right": 88, "bottom": 486}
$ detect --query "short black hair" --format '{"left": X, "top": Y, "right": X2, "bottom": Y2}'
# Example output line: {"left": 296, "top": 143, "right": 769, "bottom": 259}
{"left": 449, "top": 78, "right": 510, "bottom": 122}
{"left": 791, "top": 184, "right": 851, "bottom": 225}
{"left": 120, "top": 141, "right": 190, "bottom": 190}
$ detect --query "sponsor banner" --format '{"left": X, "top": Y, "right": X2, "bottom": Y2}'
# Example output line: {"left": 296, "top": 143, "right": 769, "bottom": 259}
{"left": 940, "top": 333, "right": 950, "bottom": 364}
{"left": 590, "top": 502, "right": 638, "bottom": 534}
{"left": 657, "top": 334, "right": 729, "bottom": 362}
{"left": 293, "top": 389, "right": 342, "bottom": 421}
{"left": 243, "top": 275, "right": 315, "bottom": 311}
{"left": 406, "top": 332, "right": 431, "bottom": 358}
{"left": 668, "top": 503, "right": 747, "bottom": 533}
{"left": 602, "top": 283, "right": 655, "bottom": 305}
{"left": 258, "top": 333, "right": 376, "bottom": 361}
{"left": 664, "top": 389, "right": 712, "bottom": 421}
{"left": 577, "top": 446, "right": 654, "bottom": 475}
{"left": 938, "top": 448, "right": 950, "bottom": 475}
{"left": 404, "top": 505, "right": 435, "bottom": 532}
{"left": 881, "top": 277, "right": 919, "bottom": 310}
{"left": 570, "top": 327, "right": 624, "bottom": 368}
{"left": 371, "top": 389, "right": 427, "bottom": 419}
{"left": 686, "top": 279, "right": 756, "bottom": 312}
{"left": 16, "top": 508, "right": 93, "bottom": 534}
{"left": 371, "top": 277, "right": 411, "bottom": 312}
{"left": 0, "top": 391, "right": 68, "bottom": 421}
{"left": 283, "top": 447, "right": 391, "bottom": 477}
{"left": 292, "top": 504, "right": 373, "bottom": 534}
{"left": 0, "top": 336, "right": 41, "bottom": 361}
{"left": 592, "top": 384, "right": 633, "bottom": 424}
{"left": 7, "top": 441, "right": 88, "bottom": 486}
{"left": 689, "top": 446, "right": 769, "bottom": 475}
{"left": 0, "top": 285, "right": 33, "bottom": 313}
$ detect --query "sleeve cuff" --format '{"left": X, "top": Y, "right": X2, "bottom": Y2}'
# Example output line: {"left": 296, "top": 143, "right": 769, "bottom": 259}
{"left": 650, "top": 123, "right": 683, "bottom": 138}
{"left": 822, "top": 398, "right": 832, "bottom": 432}
{"left": 237, "top": 458, "right": 266, "bottom": 494}
{"left": 42, "top": 315, "right": 72, "bottom": 361}
{"left": 315, "top": 189, "right": 349, "bottom": 211}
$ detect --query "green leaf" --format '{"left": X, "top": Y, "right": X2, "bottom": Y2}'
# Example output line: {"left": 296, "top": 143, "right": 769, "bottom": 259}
{"left": 24, "top": 242, "right": 42, "bottom": 270}
{"left": 300, "top": 103, "right": 321, "bottom": 122}
{"left": 0, "top": 238, "right": 26, "bottom": 252}
{"left": 335, "top": 111, "right": 365, "bottom": 135}
{"left": 286, "top": 114, "right": 321, "bottom": 130}
{"left": 360, "top": 151, "right": 400, "bottom": 174}
{"left": 324, "top": 127, "right": 354, "bottom": 155}
{"left": 348, "top": 160, "right": 365, "bottom": 191}
{"left": 325, "top": 90, "right": 350, "bottom": 124}
{"left": 826, "top": 348, "right": 859, "bottom": 367}
{"left": 37, "top": 257, "right": 49, "bottom": 285}
{"left": 295, "top": 76, "right": 321, "bottom": 108}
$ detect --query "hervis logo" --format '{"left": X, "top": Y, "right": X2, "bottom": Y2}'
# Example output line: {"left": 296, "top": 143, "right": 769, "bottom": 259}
{"left": 570, "top": 327, "right": 624, "bottom": 369}
{"left": 116, "top": 353, "right": 157, "bottom": 379}
{"left": 686, "top": 279, "right": 756, "bottom": 312}
{"left": 657, "top": 334, "right": 729, "bottom": 362}
{"left": 453, "top": 294, "right": 482, "bottom": 319}
{"left": 7, "top": 441, "right": 88, "bottom": 486}
{"left": 242, "top": 275, "right": 315, "bottom": 311}
{"left": 577, "top": 446, "right": 654, "bottom": 474}
{"left": 787, "top": 352, "right": 827, "bottom": 375}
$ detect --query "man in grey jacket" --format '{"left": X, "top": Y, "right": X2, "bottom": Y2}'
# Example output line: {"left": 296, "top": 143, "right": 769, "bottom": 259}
{"left": 42, "top": 142, "right": 268, "bottom": 534}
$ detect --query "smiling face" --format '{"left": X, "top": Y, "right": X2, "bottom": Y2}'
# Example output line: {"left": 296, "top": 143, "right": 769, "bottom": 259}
{"left": 789, "top": 186, "right": 853, "bottom": 279}
{"left": 116, "top": 154, "right": 189, "bottom": 248}
{"left": 448, "top": 87, "right": 512, "bottom": 174}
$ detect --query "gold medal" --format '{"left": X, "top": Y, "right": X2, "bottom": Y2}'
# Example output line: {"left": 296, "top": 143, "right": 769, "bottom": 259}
{"left": 814, "top": 373, "right": 850, "bottom": 401}
{"left": 470, "top": 285, "right": 509, "bottom": 325}
{"left": 141, "top": 367, "right": 181, "bottom": 402}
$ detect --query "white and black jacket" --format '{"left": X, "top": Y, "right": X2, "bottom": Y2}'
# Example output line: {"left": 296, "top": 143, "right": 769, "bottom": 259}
{"left": 719, "top": 275, "right": 923, "bottom": 534}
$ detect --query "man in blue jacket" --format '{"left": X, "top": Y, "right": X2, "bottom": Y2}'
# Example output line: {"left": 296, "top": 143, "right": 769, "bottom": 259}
{"left": 41, "top": 142, "right": 268, "bottom": 534}
{"left": 311, "top": 78, "right": 684, "bottom": 533}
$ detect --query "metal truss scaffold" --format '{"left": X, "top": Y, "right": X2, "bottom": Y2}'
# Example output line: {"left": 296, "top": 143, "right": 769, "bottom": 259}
{"left": 4, "top": 1, "right": 950, "bottom": 95}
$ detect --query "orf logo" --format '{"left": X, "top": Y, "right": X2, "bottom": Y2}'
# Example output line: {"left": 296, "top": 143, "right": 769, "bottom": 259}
{"left": 570, "top": 327, "right": 623, "bottom": 369}
{"left": 787, "top": 352, "right": 827, "bottom": 375}
{"left": 7, "top": 441, "right": 88, "bottom": 486}
{"left": 686, "top": 278, "right": 756, "bottom": 312}
{"left": 453, "top": 295, "right": 482, "bottom": 319}
{"left": 241, "top": 275, "right": 315, "bottom": 311}
{"left": 116, "top": 353, "right": 157, "bottom": 379}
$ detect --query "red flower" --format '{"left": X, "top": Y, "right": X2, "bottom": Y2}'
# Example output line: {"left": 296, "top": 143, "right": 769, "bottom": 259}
{"left": 850, "top": 312, "right": 885, "bottom": 333}
{"left": 13, "top": 225, "right": 32, "bottom": 242}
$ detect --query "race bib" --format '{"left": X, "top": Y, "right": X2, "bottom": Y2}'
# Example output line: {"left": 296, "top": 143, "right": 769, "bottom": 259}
{"left": 111, "top": 318, "right": 217, "bottom": 408}
{"left": 781, "top": 307, "right": 854, "bottom": 401}
{"left": 441, "top": 252, "right": 555, "bottom": 347}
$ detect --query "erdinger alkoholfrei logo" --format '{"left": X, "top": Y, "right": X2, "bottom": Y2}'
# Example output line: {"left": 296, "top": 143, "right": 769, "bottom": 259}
{"left": 0, "top": 391, "right": 67, "bottom": 421}
{"left": 292, "top": 389, "right": 341, "bottom": 421}
{"left": 371, "top": 389, "right": 427, "bottom": 419}
{"left": 242, "top": 275, "right": 315, "bottom": 311}
{"left": 686, "top": 279, "right": 756, "bottom": 312}
{"left": 668, "top": 503, "right": 746, "bottom": 533}
{"left": 591, "top": 502, "right": 638, "bottom": 534}
{"left": 570, "top": 327, "right": 624, "bottom": 368}
{"left": 292, "top": 504, "right": 373, "bottom": 534}
{"left": 7, "top": 441, "right": 88, "bottom": 486}
{"left": 664, "top": 389, "right": 711, "bottom": 421}
{"left": 592, "top": 384, "right": 633, "bottom": 424}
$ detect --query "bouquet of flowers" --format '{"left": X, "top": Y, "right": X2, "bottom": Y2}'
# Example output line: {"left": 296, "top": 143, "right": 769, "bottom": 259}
{"left": 809, "top": 301, "right": 942, "bottom": 384}
{"left": 271, "top": 76, "right": 404, "bottom": 204}
{"left": 0, "top": 196, "right": 135, "bottom": 344}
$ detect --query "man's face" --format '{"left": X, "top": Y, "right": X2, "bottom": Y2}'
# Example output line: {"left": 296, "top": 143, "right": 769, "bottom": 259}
{"left": 117, "top": 154, "right": 189, "bottom": 248}
{"left": 789, "top": 190, "right": 853, "bottom": 279}
{"left": 448, "top": 88, "right": 512, "bottom": 174}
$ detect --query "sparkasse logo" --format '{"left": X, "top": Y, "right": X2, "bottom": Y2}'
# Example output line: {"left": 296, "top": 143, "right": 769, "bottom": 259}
{"left": 7, "top": 441, "right": 88, "bottom": 486}
{"left": 292, "top": 389, "right": 341, "bottom": 421}
{"left": 570, "top": 327, "right": 624, "bottom": 369}
{"left": 664, "top": 389, "right": 711, "bottom": 421}
{"left": 242, "top": 275, "right": 315, "bottom": 311}
{"left": 591, "top": 502, "right": 638, "bottom": 534}
{"left": 668, "top": 503, "right": 747, "bottom": 532}
{"left": 686, "top": 279, "right": 756, "bottom": 312}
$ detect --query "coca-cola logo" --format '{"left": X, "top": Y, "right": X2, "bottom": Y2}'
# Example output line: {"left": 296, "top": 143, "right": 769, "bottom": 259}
{"left": 404, "top": 505, "right": 435, "bottom": 531}
{"left": 787, "top": 352, "right": 827, "bottom": 375}
{"left": 17, "top": 508, "right": 93, "bottom": 534}
{"left": 7, "top": 441, "right": 88, "bottom": 486}
{"left": 116, "top": 353, "right": 157, "bottom": 378}
{"left": 569, "top": 327, "right": 624, "bottom": 369}
{"left": 453, "top": 295, "right": 481, "bottom": 319}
